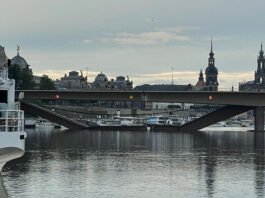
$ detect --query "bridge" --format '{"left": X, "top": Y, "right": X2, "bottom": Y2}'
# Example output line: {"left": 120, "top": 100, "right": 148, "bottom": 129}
{"left": 16, "top": 90, "right": 265, "bottom": 131}
{"left": 20, "top": 101, "right": 88, "bottom": 129}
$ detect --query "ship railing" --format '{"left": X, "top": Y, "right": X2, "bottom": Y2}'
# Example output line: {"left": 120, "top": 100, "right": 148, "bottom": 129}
{"left": 0, "top": 110, "right": 24, "bottom": 132}
{"left": 0, "top": 68, "right": 8, "bottom": 80}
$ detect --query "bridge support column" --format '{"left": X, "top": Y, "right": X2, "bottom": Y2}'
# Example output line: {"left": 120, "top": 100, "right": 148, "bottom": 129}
{"left": 255, "top": 107, "right": 264, "bottom": 132}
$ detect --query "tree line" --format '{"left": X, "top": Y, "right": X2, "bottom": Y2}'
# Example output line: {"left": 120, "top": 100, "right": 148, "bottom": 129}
{"left": 8, "top": 64, "right": 56, "bottom": 90}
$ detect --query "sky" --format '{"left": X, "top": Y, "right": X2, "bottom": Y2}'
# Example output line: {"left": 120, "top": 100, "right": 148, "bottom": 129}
{"left": 1, "top": 0, "right": 265, "bottom": 90}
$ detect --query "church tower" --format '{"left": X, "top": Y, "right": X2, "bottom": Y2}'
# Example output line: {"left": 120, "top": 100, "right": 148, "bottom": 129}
{"left": 255, "top": 43, "right": 265, "bottom": 85}
{"left": 193, "top": 69, "right": 206, "bottom": 91}
{"left": 199, "top": 69, "right": 204, "bottom": 81}
{"left": 205, "top": 38, "right": 218, "bottom": 91}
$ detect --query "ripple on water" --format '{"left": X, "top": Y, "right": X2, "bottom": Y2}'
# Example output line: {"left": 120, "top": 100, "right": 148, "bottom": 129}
{"left": 0, "top": 129, "right": 263, "bottom": 198}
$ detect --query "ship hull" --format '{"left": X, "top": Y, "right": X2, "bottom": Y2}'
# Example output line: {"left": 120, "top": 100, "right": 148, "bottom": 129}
{"left": 0, "top": 132, "right": 26, "bottom": 171}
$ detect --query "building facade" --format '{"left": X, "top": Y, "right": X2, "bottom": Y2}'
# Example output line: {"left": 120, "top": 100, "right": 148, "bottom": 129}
{"left": 205, "top": 40, "right": 219, "bottom": 91}
{"left": 239, "top": 44, "right": 265, "bottom": 92}
{"left": 11, "top": 47, "right": 30, "bottom": 69}
{"left": 193, "top": 69, "right": 207, "bottom": 91}
{"left": 56, "top": 71, "right": 133, "bottom": 91}
{"left": 59, "top": 71, "right": 87, "bottom": 89}
{"left": 91, "top": 72, "right": 133, "bottom": 90}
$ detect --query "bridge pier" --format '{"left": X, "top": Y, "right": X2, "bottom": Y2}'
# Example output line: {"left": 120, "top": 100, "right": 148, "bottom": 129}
{"left": 254, "top": 107, "right": 265, "bottom": 132}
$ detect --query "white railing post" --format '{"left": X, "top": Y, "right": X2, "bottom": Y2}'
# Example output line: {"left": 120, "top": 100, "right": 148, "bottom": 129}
{"left": 21, "top": 112, "right": 24, "bottom": 132}
{"left": 17, "top": 111, "right": 20, "bottom": 132}
{"left": 0, "top": 110, "right": 24, "bottom": 132}
{"left": 5, "top": 111, "right": 8, "bottom": 132}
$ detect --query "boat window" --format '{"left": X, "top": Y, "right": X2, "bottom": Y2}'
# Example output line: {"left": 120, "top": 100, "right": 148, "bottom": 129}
{"left": 0, "top": 90, "right": 7, "bottom": 103}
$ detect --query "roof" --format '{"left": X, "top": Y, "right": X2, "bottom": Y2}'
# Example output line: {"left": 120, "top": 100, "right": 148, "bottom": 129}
{"left": 134, "top": 84, "right": 193, "bottom": 91}
{"left": 11, "top": 54, "right": 29, "bottom": 68}
{"left": 195, "top": 80, "right": 206, "bottom": 87}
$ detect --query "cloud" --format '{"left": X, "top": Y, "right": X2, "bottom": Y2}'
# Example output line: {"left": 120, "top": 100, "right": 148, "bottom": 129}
{"left": 38, "top": 68, "right": 255, "bottom": 91}
{"left": 34, "top": 69, "right": 100, "bottom": 81}
{"left": 156, "top": 26, "right": 199, "bottom": 33}
{"left": 201, "top": 36, "right": 232, "bottom": 41}
{"left": 145, "top": 18, "right": 159, "bottom": 23}
{"left": 83, "top": 39, "right": 92, "bottom": 44}
{"left": 140, "top": 71, "right": 197, "bottom": 78}
{"left": 100, "top": 26, "right": 199, "bottom": 45}
{"left": 133, "top": 71, "right": 255, "bottom": 91}
{"left": 113, "top": 31, "right": 190, "bottom": 45}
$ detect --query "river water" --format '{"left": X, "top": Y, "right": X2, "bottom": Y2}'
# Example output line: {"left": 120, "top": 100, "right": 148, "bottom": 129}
{"left": 1, "top": 128, "right": 265, "bottom": 198}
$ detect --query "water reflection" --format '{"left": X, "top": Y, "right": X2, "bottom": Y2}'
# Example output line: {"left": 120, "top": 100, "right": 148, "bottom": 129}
{"left": 1, "top": 129, "right": 265, "bottom": 198}
{"left": 254, "top": 132, "right": 265, "bottom": 198}
{"left": 204, "top": 149, "right": 217, "bottom": 198}
{"left": 0, "top": 177, "right": 8, "bottom": 198}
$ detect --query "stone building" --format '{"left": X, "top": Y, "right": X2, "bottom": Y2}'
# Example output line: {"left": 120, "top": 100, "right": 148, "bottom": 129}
{"left": 60, "top": 71, "right": 87, "bottom": 89}
{"left": 192, "top": 40, "right": 218, "bottom": 91}
{"left": 193, "top": 70, "right": 207, "bottom": 91}
{"left": 204, "top": 40, "right": 219, "bottom": 91}
{"left": 9, "top": 46, "right": 41, "bottom": 84}
{"left": 239, "top": 44, "right": 265, "bottom": 92}
{"left": 92, "top": 72, "right": 110, "bottom": 89}
{"left": 92, "top": 72, "right": 133, "bottom": 90}
{"left": 113, "top": 76, "right": 133, "bottom": 90}
{"left": 11, "top": 47, "right": 30, "bottom": 69}
{"left": 134, "top": 84, "right": 192, "bottom": 91}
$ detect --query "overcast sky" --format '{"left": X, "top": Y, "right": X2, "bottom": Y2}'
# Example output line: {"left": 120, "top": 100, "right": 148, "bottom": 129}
{"left": 1, "top": 0, "right": 265, "bottom": 89}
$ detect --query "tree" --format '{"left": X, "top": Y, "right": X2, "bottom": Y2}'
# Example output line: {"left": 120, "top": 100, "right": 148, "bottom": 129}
{"left": 40, "top": 75, "right": 56, "bottom": 90}
{"left": 8, "top": 64, "right": 35, "bottom": 90}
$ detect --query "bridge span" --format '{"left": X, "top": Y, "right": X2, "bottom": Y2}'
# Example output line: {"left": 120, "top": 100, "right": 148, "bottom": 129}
{"left": 16, "top": 90, "right": 265, "bottom": 107}
{"left": 20, "top": 101, "right": 88, "bottom": 130}
{"left": 16, "top": 90, "right": 265, "bottom": 131}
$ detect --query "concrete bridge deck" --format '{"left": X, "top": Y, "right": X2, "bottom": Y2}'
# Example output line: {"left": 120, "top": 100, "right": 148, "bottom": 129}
{"left": 17, "top": 90, "right": 265, "bottom": 131}
{"left": 16, "top": 90, "right": 265, "bottom": 106}
{"left": 21, "top": 101, "right": 88, "bottom": 130}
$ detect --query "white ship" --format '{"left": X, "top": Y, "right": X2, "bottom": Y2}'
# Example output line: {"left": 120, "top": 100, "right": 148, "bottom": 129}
{"left": 0, "top": 46, "right": 26, "bottom": 171}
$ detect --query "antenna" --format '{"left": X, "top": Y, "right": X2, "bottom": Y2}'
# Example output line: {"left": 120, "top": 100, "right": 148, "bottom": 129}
{"left": 211, "top": 35, "right": 213, "bottom": 52}
{"left": 86, "top": 66, "right": 88, "bottom": 78}
{"left": 171, "top": 66, "right": 174, "bottom": 85}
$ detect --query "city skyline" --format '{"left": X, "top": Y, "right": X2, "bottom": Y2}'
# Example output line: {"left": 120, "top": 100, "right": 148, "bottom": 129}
{"left": 4, "top": 43, "right": 255, "bottom": 90}
{"left": 1, "top": 0, "right": 265, "bottom": 89}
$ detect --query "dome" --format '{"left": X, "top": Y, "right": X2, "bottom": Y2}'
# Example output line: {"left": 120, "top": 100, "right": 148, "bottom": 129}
{"left": 11, "top": 54, "right": 29, "bottom": 69}
{"left": 205, "top": 66, "right": 218, "bottom": 75}
{"left": 94, "top": 72, "right": 108, "bottom": 82}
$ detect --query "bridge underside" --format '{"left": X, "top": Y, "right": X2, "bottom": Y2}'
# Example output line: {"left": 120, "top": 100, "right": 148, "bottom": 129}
{"left": 20, "top": 101, "right": 264, "bottom": 132}
{"left": 20, "top": 102, "right": 87, "bottom": 130}
{"left": 179, "top": 105, "right": 256, "bottom": 132}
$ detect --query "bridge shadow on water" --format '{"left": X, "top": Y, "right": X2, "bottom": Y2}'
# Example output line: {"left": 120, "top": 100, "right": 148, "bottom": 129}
{"left": 1, "top": 129, "right": 265, "bottom": 197}
{"left": 254, "top": 132, "right": 265, "bottom": 198}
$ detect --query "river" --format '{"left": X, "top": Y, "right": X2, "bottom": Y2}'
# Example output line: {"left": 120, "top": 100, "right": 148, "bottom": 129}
{"left": 1, "top": 128, "right": 265, "bottom": 198}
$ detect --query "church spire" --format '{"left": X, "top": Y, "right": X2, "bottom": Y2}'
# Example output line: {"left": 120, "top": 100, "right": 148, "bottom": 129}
{"left": 260, "top": 42, "right": 264, "bottom": 56}
{"left": 17, "top": 45, "right": 20, "bottom": 56}
{"left": 209, "top": 36, "right": 214, "bottom": 57}
{"left": 199, "top": 69, "right": 204, "bottom": 81}
{"left": 211, "top": 36, "right": 213, "bottom": 52}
